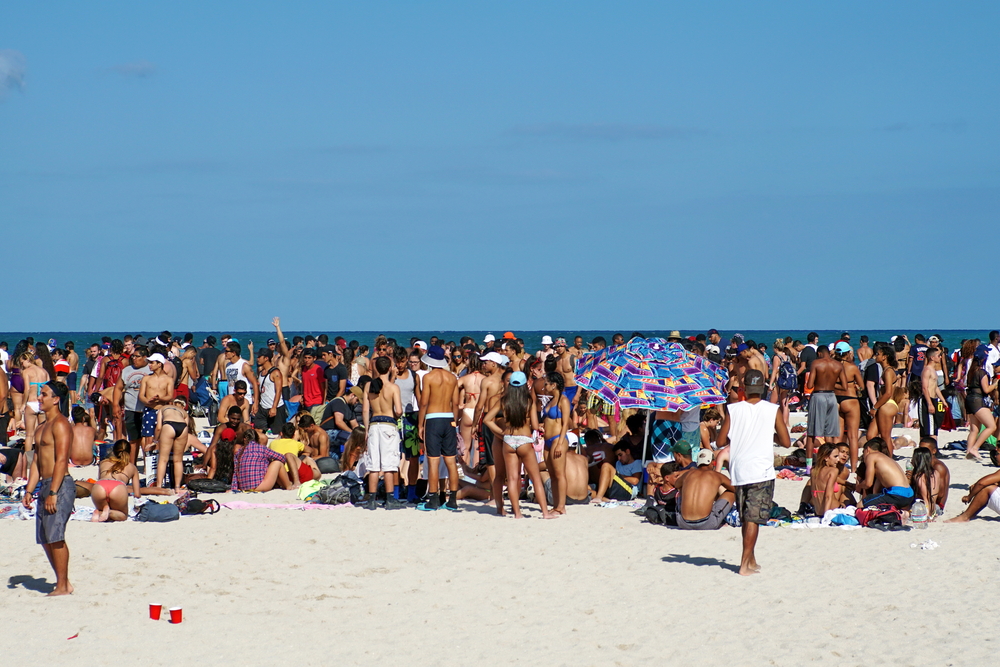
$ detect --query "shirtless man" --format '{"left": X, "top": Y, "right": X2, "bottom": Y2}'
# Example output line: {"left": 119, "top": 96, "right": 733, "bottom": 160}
{"left": 673, "top": 464, "right": 735, "bottom": 530}
{"left": 856, "top": 437, "right": 915, "bottom": 508}
{"left": 856, "top": 336, "right": 873, "bottom": 364}
{"left": 65, "top": 341, "right": 80, "bottom": 405}
{"left": 69, "top": 406, "right": 95, "bottom": 466}
{"left": 553, "top": 338, "right": 579, "bottom": 414}
{"left": 541, "top": 450, "right": 592, "bottom": 505}
{"left": 218, "top": 380, "right": 252, "bottom": 424}
{"left": 418, "top": 346, "right": 460, "bottom": 512}
{"left": 296, "top": 414, "right": 330, "bottom": 459}
{"left": 728, "top": 344, "right": 751, "bottom": 402}
{"left": 139, "top": 353, "right": 175, "bottom": 453}
{"left": 271, "top": 318, "right": 295, "bottom": 403}
{"left": 804, "top": 345, "right": 848, "bottom": 470}
{"left": 745, "top": 340, "right": 768, "bottom": 376}
{"left": 474, "top": 352, "right": 508, "bottom": 503}
{"left": 362, "top": 356, "right": 403, "bottom": 510}
{"left": 945, "top": 468, "right": 1000, "bottom": 523}
{"left": 919, "top": 347, "right": 946, "bottom": 439}
{"left": 22, "top": 382, "right": 75, "bottom": 596}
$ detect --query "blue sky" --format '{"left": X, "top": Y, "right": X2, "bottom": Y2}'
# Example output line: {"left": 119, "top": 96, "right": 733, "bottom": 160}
{"left": 2, "top": 3, "right": 997, "bottom": 333}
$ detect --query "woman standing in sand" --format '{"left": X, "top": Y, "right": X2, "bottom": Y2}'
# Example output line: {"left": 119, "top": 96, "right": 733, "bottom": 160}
{"left": 834, "top": 344, "right": 863, "bottom": 471}
{"left": 538, "top": 372, "right": 571, "bottom": 514}
{"left": 963, "top": 353, "right": 998, "bottom": 462}
{"left": 92, "top": 439, "right": 141, "bottom": 522}
{"left": 154, "top": 397, "right": 191, "bottom": 491}
{"left": 457, "top": 354, "right": 484, "bottom": 461}
{"left": 19, "top": 351, "right": 50, "bottom": 456}
{"left": 768, "top": 339, "right": 793, "bottom": 426}
{"left": 867, "top": 343, "right": 898, "bottom": 443}
{"left": 484, "top": 372, "right": 554, "bottom": 519}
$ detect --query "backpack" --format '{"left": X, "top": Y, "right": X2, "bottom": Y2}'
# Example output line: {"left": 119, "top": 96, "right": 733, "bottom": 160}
{"left": 312, "top": 472, "right": 363, "bottom": 505}
{"left": 187, "top": 478, "right": 230, "bottom": 494}
{"left": 855, "top": 504, "right": 904, "bottom": 530}
{"left": 171, "top": 357, "right": 184, "bottom": 387}
{"left": 776, "top": 355, "right": 797, "bottom": 390}
{"left": 102, "top": 356, "right": 124, "bottom": 390}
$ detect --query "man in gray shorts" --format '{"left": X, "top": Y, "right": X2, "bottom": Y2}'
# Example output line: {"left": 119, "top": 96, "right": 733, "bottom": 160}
{"left": 22, "top": 381, "right": 75, "bottom": 595}
{"left": 673, "top": 465, "right": 735, "bottom": 530}
{"left": 805, "top": 345, "right": 848, "bottom": 471}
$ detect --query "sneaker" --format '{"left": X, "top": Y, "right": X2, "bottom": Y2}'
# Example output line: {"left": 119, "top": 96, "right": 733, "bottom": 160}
{"left": 364, "top": 496, "right": 378, "bottom": 511}
{"left": 384, "top": 496, "right": 405, "bottom": 510}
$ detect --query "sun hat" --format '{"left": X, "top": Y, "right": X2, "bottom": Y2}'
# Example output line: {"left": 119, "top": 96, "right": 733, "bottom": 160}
{"left": 480, "top": 351, "right": 508, "bottom": 366}
{"left": 421, "top": 345, "right": 449, "bottom": 369}
{"left": 541, "top": 335, "right": 553, "bottom": 346}
{"left": 349, "top": 386, "right": 364, "bottom": 399}
{"left": 509, "top": 371, "right": 527, "bottom": 387}
{"left": 667, "top": 331, "right": 682, "bottom": 341}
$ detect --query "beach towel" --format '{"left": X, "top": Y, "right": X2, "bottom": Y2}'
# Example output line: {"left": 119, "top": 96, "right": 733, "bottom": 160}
{"left": 221, "top": 501, "right": 350, "bottom": 510}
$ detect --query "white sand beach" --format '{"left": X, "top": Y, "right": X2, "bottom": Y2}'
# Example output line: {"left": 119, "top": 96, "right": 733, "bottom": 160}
{"left": 1, "top": 423, "right": 994, "bottom": 666}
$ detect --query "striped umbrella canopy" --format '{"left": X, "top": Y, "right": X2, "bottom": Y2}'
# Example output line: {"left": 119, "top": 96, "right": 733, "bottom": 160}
{"left": 575, "top": 337, "right": 728, "bottom": 412}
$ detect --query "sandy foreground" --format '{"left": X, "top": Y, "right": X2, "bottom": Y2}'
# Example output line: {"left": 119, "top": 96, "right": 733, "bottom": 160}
{"left": 1, "top": 422, "right": 996, "bottom": 667}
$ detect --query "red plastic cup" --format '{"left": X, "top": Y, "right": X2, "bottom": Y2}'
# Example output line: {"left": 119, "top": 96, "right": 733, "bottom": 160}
{"left": 149, "top": 603, "right": 162, "bottom": 620}
{"left": 169, "top": 607, "right": 183, "bottom": 624}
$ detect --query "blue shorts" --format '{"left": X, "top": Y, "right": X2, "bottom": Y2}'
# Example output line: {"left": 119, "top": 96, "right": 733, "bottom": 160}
{"left": 141, "top": 407, "right": 158, "bottom": 438}
{"left": 563, "top": 386, "right": 578, "bottom": 404}
{"left": 863, "top": 486, "right": 915, "bottom": 509}
{"left": 66, "top": 372, "right": 78, "bottom": 391}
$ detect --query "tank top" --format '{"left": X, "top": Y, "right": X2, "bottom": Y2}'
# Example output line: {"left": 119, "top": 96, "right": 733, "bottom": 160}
{"left": 258, "top": 367, "right": 284, "bottom": 410}
{"left": 726, "top": 400, "right": 779, "bottom": 486}
{"left": 395, "top": 370, "right": 416, "bottom": 412}
{"left": 226, "top": 359, "right": 253, "bottom": 401}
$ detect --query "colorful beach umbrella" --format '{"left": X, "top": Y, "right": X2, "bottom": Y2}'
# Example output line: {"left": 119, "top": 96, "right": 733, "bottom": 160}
{"left": 574, "top": 337, "right": 728, "bottom": 412}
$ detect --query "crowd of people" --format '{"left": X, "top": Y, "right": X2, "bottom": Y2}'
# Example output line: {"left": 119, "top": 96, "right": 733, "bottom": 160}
{"left": 3, "top": 325, "right": 1000, "bottom": 591}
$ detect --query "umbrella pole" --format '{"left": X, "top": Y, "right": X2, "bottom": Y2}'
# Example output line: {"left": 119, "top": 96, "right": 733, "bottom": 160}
{"left": 641, "top": 410, "right": 651, "bottom": 466}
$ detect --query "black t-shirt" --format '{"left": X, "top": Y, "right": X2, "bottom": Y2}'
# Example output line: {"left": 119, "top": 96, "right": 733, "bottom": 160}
{"left": 799, "top": 346, "right": 818, "bottom": 375}
{"left": 320, "top": 397, "right": 355, "bottom": 430}
{"left": 862, "top": 362, "right": 882, "bottom": 405}
{"left": 198, "top": 347, "right": 221, "bottom": 377}
{"left": 82, "top": 358, "right": 96, "bottom": 377}
{"left": 324, "top": 364, "right": 348, "bottom": 400}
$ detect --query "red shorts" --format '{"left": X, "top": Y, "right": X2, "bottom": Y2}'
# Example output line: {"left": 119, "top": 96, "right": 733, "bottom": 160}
{"left": 298, "top": 461, "right": 314, "bottom": 483}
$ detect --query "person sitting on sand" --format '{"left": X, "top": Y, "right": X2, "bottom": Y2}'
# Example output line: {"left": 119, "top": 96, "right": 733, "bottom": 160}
{"left": 591, "top": 442, "right": 643, "bottom": 503}
{"left": 944, "top": 469, "right": 1000, "bottom": 523}
{"left": 91, "top": 439, "right": 141, "bottom": 522}
{"left": 231, "top": 428, "right": 299, "bottom": 492}
{"left": 671, "top": 440, "right": 697, "bottom": 470}
{"left": 296, "top": 414, "right": 330, "bottom": 459}
{"left": 269, "top": 422, "right": 320, "bottom": 485}
{"left": 918, "top": 436, "right": 950, "bottom": 512}
{"left": 583, "top": 428, "right": 614, "bottom": 486}
{"left": 70, "top": 406, "right": 96, "bottom": 466}
{"left": 808, "top": 444, "right": 848, "bottom": 515}
{"left": 0, "top": 446, "right": 26, "bottom": 482}
{"left": 856, "top": 437, "right": 914, "bottom": 509}
{"left": 541, "top": 450, "right": 593, "bottom": 506}
{"left": 672, "top": 463, "right": 735, "bottom": 530}
{"left": 204, "top": 406, "right": 250, "bottom": 475}
{"left": 908, "top": 446, "right": 943, "bottom": 515}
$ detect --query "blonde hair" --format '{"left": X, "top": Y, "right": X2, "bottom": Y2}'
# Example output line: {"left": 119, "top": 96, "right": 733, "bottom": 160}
{"left": 108, "top": 439, "right": 132, "bottom": 475}
{"left": 773, "top": 338, "right": 785, "bottom": 352}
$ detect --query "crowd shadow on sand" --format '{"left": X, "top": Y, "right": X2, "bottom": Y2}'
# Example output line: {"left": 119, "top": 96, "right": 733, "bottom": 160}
{"left": 7, "top": 575, "right": 55, "bottom": 593}
{"left": 661, "top": 554, "right": 740, "bottom": 573}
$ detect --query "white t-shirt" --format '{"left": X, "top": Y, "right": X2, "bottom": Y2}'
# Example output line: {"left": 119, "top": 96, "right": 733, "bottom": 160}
{"left": 0, "top": 348, "right": 7, "bottom": 371}
{"left": 726, "top": 399, "right": 779, "bottom": 486}
{"left": 987, "top": 344, "right": 1000, "bottom": 379}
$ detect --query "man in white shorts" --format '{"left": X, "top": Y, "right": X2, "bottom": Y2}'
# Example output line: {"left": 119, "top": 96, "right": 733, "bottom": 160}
{"left": 361, "top": 356, "right": 403, "bottom": 510}
{"left": 945, "top": 469, "right": 1000, "bottom": 523}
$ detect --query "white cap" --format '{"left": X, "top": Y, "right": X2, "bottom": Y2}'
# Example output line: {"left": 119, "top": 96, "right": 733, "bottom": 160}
{"left": 696, "top": 449, "right": 714, "bottom": 466}
{"left": 148, "top": 353, "right": 168, "bottom": 364}
{"left": 540, "top": 335, "right": 553, "bottom": 345}
{"left": 413, "top": 340, "right": 427, "bottom": 350}
{"left": 484, "top": 334, "right": 496, "bottom": 343}
{"left": 480, "top": 351, "right": 508, "bottom": 366}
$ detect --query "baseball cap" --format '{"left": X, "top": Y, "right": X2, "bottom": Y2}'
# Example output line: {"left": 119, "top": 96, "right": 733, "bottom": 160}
{"left": 267, "top": 338, "right": 277, "bottom": 345}
{"left": 671, "top": 440, "right": 692, "bottom": 457}
{"left": 736, "top": 343, "right": 749, "bottom": 353}
{"left": 707, "top": 329, "right": 719, "bottom": 336}
{"left": 414, "top": 340, "right": 427, "bottom": 350}
{"left": 256, "top": 348, "right": 273, "bottom": 359}
{"left": 744, "top": 369, "right": 766, "bottom": 394}
{"left": 509, "top": 371, "right": 527, "bottom": 387}
{"left": 541, "top": 335, "right": 553, "bottom": 346}
{"left": 47, "top": 338, "right": 57, "bottom": 349}
{"left": 835, "top": 342, "right": 852, "bottom": 355}
{"left": 696, "top": 449, "right": 714, "bottom": 466}
{"left": 503, "top": 332, "right": 516, "bottom": 340}
{"left": 480, "top": 351, "right": 508, "bottom": 366}
{"left": 147, "top": 353, "right": 168, "bottom": 364}
{"left": 484, "top": 334, "right": 496, "bottom": 343}
{"left": 928, "top": 335, "right": 941, "bottom": 343}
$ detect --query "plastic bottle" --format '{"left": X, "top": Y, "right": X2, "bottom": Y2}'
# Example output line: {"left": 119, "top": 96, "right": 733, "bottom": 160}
{"left": 911, "top": 499, "right": 928, "bottom": 529}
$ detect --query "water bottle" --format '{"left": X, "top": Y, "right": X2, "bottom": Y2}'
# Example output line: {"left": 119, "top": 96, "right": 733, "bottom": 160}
{"left": 911, "top": 499, "right": 928, "bottom": 529}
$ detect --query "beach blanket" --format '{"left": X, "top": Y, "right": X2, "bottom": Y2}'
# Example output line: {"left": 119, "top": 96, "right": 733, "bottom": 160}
{"left": 221, "top": 501, "right": 352, "bottom": 511}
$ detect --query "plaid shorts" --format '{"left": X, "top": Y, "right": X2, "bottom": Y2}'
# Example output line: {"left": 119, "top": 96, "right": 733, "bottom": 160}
{"left": 734, "top": 479, "right": 774, "bottom": 525}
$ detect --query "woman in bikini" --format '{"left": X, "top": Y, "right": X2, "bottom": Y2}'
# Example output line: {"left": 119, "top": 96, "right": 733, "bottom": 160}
{"left": 964, "top": 353, "right": 998, "bottom": 462}
{"left": 92, "top": 439, "right": 141, "bottom": 522}
{"left": 768, "top": 338, "right": 793, "bottom": 426}
{"left": 154, "top": 397, "right": 192, "bottom": 492}
{"left": 457, "top": 354, "right": 484, "bottom": 463}
{"left": 867, "top": 343, "right": 898, "bottom": 444}
{"left": 909, "top": 446, "right": 943, "bottom": 513}
{"left": 20, "top": 351, "right": 50, "bottom": 457}
{"left": 834, "top": 345, "right": 864, "bottom": 471}
{"left": 538, "top": 372, "right": 572, "bottom": 514}
{"left": 7, "top": 341, "right": 30, "bottom": 431}
{"left": 809, "top": 443, "right": 847, "bottom": 515}
{"left": 484, "top": 371, "right": 554, "bottom": 519}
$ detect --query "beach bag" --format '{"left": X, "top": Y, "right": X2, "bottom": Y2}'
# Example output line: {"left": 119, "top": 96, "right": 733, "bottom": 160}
{"left": 137, "top": 501, "right": 180, "bottom": 522}
{"left": 176, "top": 497, "right": 220, "bottom": 516}
{"left": 186, "top": 478, "right": 229, "bottom": 494}
{"left": 776, "top": 358, "right": 797, "bottom": 390}
{"left": 856, "top": 504, "right": 903, "bottom": 529}
{"left": 192, "top": 377, "right": 212, "bottom": 408}
{"left": 315, "top": 455, "right": 340, "bottom": 474}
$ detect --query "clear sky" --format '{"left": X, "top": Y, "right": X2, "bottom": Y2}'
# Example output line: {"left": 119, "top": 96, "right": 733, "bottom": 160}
{"left": 2, "top": 3, "right": 997, "bottom": 333}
